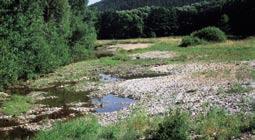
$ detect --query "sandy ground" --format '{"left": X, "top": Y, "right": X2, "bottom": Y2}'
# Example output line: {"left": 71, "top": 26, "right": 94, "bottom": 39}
{"left": 108, "top": 43, "right": 152, "bottom": 50}
{"left": 130, "top": 51, "right": 177, "bottom": 59}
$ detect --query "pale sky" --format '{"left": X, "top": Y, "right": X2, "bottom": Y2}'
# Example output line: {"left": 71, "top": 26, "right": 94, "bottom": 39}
{"left": 88, "top": 0, "right": 101, "bottom": 5}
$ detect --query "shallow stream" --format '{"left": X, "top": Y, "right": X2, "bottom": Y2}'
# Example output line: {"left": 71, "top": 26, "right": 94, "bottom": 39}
{"left": 0, "top": 74, "right": 135, "bottom": 139}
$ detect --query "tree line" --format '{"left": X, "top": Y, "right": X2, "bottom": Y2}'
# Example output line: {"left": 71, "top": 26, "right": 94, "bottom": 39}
{"left": 96, "top": 0, "right": 255, "bottom": 39}
{"left": 91, "top": 0, "right": 211, "bottom": 11}
{"left": 0, "top": 0, "right": 96, "bottom": 89}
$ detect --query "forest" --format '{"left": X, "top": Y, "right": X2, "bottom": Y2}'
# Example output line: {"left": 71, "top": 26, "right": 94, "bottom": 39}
{"left": 91, "top": 0, "right": 211, "bottom": 11}
{"left": 96, "top": 0, "right": 255, "bottom": 39}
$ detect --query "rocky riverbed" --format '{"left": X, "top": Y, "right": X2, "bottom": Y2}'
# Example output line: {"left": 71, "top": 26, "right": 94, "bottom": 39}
{"left": 91, "top": 62, "right": 255, "bottom": 125}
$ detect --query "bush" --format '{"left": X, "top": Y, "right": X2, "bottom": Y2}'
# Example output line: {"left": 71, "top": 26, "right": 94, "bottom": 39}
{"left": 149, "top": 109, "right": 190, "bottom": 140}
{"left": 192, "top": 27, "right": 227, "bottom": 42}
{"left": 196, "top": 108, "right": 242, "bottom": 140}
{"left": 179, "top": 36, "right": 205, "bottom": 47}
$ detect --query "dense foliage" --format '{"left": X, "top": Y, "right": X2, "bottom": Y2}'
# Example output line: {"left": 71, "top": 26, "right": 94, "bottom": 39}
{"left": 91, "top": 0, "right": 211, "bottom": 11}
{"left": 149, "top": 110, "right": 190, "bottom": 140}
{"left": 0, "top": 0, "right": 96, "bottom": 89}
{"left": 96, "top": 0, "right": 255, "bottom": 39}
{"left": 192, "top": 27, "right": 227, "bottom": 42}
{"left": 179, "top": 27, "right": 226, "bottom": 47}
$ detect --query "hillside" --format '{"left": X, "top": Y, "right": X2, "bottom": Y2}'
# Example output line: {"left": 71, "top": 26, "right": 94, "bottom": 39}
{"left": 91, "top": 0, "right": 211, "bottom": 11}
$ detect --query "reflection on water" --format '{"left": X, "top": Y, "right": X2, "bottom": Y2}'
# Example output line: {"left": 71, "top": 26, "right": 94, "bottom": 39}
{"left": 92, "top": 94, "right": 135, "bottom": 113}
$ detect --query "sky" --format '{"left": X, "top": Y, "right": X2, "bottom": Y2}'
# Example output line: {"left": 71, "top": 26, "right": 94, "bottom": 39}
{"left": 88, "top": 0, "right": 102, "bottom": 5}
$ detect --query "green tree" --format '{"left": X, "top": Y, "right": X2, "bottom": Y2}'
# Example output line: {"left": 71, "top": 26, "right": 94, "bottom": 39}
{"left": 0, "top": 0, "right": 96, "bottom": 89}
{"left": 146, "top": 7, "right": 178, "bottom": 37}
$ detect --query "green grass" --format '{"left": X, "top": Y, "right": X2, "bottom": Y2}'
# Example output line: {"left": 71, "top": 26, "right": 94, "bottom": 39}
{"left": 196, "top": 108, "right": 242, "bottom": 140}
{"left": 35, "top": 116, "right": 101, "bottom": 140}
{"left": 2, "top": 95, "right": 33, "bottom": 116}
{"left": 99, "top": 110, "right": 161, "bottom": 140}
{"left": 34, "top": 107, "right": 255, "bottom": 140}
{"left": 35, "top": 111, "right": 161, "bottom": 140}
{"left": 226, "top": 83, "right": 252, "bottom": 94}
{"left": 252, "top": 69, "right": 255, "bottom": 80}
{"left": 134, "top": 38, "right": 255, "bottom": 62}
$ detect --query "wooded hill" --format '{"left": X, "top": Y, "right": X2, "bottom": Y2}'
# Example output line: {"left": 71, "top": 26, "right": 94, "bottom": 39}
{"left": 96, "top": 0, "right": 255, "bottom": 39}
{"left": 91, "top": 0, "right": 211, "bottom": 11}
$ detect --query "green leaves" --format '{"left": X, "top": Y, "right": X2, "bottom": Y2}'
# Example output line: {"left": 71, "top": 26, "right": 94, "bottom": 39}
{"left": 0, "top": 0, "right": 96, "bottom": 89}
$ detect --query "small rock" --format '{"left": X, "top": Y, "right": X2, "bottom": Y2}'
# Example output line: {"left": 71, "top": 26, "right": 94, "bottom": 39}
{"left": 0, "top": 92, "right": 9, "bottom": 101}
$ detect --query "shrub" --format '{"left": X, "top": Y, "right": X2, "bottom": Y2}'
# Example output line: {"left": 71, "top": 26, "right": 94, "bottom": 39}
{"left": 149, "top": 109, "right": 190, "bottom": 140}
{"left": 192, "top": 26, "right": 227, "bottom": 42}
{"left": 196, "top": 108, "right": 242, "bottom": 140}
{"left": 179, "top": 36, "right": 205, "bottom": 47}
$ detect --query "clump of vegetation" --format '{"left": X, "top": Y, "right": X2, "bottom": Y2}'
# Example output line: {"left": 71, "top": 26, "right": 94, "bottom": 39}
{"left": 235, "top": 65, "right": 254, "bottom": 81}
{"left": 100, "top": 111, "right": 160, "bottom": 140}
{"left": 112, "top": 50, "right": 130, "bottom": 61}
{"left": 238, "top": 113, "right": 255, "bottom": 132}
{"left": 192, "top": 27, "right": 227, "bottom": 42}
{"left": 226, "top": 83, "right": 252, "bottom": 94}
{"left": 35, "top": 116, "right": 100, "bottom": 140}
{"left": 196, "top": 108, "right": 242, "bottom": 140}
{"left": 179, "top": 27, "right": 226, "bottom": 47}
{"left": 179, "top": 36, "right": 205, "bottom": 47}
{"left": 2, "top": 95, "right": 33, "bottom": 116}
{"left": 148, "top": 109, "right": 190, "bottom": 140}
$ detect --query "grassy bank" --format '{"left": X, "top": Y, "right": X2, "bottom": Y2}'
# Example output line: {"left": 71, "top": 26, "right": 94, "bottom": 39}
{"left": 34, "top": 108, "right": 255, "bottom": 140}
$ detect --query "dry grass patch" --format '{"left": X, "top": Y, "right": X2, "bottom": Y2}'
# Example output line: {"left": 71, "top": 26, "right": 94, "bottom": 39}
{"left": 96, "top": 36, "right": 182, "bottom": 47}
{"left": 130, "top": 51, "right": 177, "bottom": 60}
